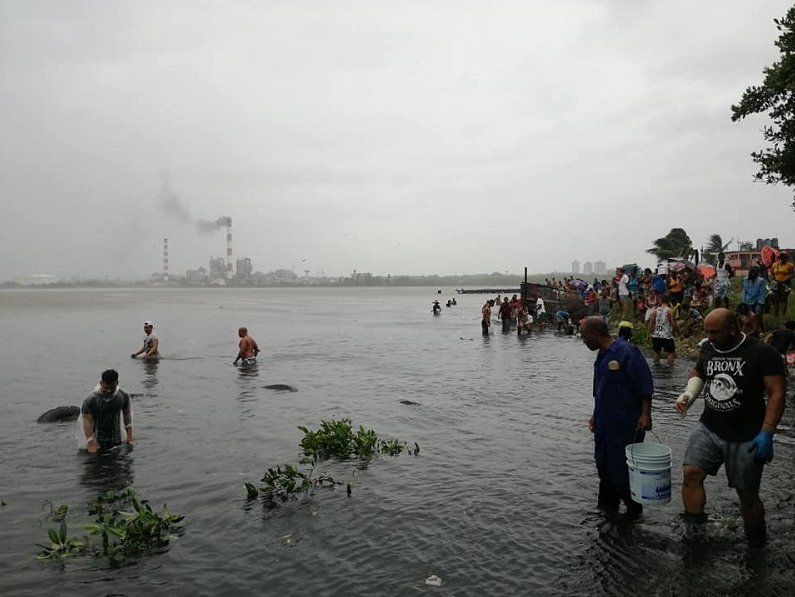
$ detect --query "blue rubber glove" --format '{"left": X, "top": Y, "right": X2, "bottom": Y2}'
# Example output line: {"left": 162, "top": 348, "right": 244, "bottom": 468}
{"left": 749, "top": 430, "right": 774, "bottom": 463}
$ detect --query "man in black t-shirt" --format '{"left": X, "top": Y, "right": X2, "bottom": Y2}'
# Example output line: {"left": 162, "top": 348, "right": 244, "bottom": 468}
{"left": 674, "top": 309, "right": 786, "bottom": 547}
{"left": 81, "top": 369, "right": 135, "bottom": 453}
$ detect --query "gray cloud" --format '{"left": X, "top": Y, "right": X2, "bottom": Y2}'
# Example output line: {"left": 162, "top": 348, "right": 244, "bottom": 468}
{"left": 1, "top": 0, "right": 794, "bottom": 280}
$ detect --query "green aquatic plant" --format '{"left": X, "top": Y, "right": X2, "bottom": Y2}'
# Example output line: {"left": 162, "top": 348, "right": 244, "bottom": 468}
{"left": 37, "top": 488, "right": 183, "bottom": 565}
{"left": 298, "top": 418, "right": 410, "bottom": 461}
{"left": 246, "top": 418, "right": 418, "bottom": 505}
{"left": 257, "top": 464, "right": 339, "bottom": 502}
{"left": 36, "top": 523, "right": 89, "bottom": 560}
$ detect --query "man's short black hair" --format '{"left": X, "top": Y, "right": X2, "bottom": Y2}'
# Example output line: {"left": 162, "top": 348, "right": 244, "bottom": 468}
{"left": 101, "top": 369, "right": 119, "bottom": 385}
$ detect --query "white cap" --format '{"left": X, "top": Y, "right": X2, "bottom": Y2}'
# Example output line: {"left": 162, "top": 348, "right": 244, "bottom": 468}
{"left": 144, "top": 320, "right": 154, "bottom": 327}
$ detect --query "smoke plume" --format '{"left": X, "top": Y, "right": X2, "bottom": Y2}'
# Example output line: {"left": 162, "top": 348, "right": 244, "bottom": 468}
{"left": 157, "top": 177, "right": 230, "bottom": 233}
{"left": 159, "top": 178, "right": 192, "bottom": 222}
{"left": 197, "top": 216, "right": 232, "bottom": 233}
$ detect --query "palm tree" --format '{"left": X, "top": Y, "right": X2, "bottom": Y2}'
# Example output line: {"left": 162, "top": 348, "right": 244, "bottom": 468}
{"left": 703, "top": 234, "right": 733, "bottom": 264}
{"left": 646, "top": 228, "right": 693, "bottom": 261}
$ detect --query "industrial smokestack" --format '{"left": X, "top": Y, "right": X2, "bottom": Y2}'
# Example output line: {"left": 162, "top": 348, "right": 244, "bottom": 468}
{"left": 163, "top": 238, "right": 169, "bottom": 282}
{"left": 226, "top": 219, "right": 233, "bottom": 281}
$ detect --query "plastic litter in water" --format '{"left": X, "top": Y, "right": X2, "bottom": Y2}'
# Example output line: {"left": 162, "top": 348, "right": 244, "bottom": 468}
{"left": 425, "top": 575, "right": 443, "bottom": 587}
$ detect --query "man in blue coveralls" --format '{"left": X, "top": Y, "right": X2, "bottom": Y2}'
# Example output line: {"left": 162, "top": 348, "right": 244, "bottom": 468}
{"left": 581, "top": 316, "right": 654, "bottom": 514}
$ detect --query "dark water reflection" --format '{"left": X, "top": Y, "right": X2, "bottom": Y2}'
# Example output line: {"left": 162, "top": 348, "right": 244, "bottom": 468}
{"left": 1, "top": 288, "right": 794, "bottom": 596}
{"left": 79, "top": 449, "right": 135, "bottom": 493}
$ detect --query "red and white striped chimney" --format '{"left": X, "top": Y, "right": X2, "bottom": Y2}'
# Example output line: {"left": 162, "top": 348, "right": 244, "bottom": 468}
{"left": 226, "top": 219, "right": 233, "bottom": 280}
{"left": 163, "top": 238, "right": 169, "bottom": 282}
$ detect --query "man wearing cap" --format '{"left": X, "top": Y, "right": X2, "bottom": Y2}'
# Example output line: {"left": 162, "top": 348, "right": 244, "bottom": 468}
{"left": 581, "top": 316, "right": 653, "bottom": 515}
{"left": 131, "top": 321, "right": 159, "bottom": 360}
{"left": 771, "top": 252, "right": 794, "bottom": 319}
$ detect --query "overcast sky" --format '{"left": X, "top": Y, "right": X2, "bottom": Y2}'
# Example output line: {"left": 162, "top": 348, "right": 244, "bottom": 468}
{"left": 2, "top": 0, "right": 794, "bottom": 280}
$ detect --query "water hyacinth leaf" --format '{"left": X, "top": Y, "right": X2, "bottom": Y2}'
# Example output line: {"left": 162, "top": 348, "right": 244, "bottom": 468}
{"left": 80, "top": 522, "right": 103, "bottom": 534}
{"left": 244, "top": 482, "right": 259, "bottom": 498}
{"left": 106, "top": 526, "right": 126, "bottom": 538}
{"left": 48, "top": 528, "right": 60, "bottom": 545}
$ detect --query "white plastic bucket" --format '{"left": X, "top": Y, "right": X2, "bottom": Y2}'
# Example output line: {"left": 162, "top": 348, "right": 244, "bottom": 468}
{"left": 625, "top": 442, "right": 672, "bottom": 505}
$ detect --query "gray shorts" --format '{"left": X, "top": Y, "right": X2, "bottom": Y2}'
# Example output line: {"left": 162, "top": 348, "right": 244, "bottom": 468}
{"left": 683, "top": 422, "right": 764, "bottom": 491}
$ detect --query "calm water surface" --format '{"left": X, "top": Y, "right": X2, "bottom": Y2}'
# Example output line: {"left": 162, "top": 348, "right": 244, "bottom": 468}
{"left": 1, "top": 287, "right": 794, "bottom": 596}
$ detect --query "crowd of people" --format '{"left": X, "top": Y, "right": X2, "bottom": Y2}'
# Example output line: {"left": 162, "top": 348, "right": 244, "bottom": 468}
{"left": 479, "top": 293, "right": 572, "bottom": 336}
{"left": 567, "top": 252, "right": 793, "bottom": 331}
{"left": 561, "top": 251, "right": 795, "bottom": 365}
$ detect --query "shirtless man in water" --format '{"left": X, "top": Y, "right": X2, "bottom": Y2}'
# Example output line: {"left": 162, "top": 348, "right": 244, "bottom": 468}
{"left": 233, "top": 327, "right": 260, "bottom": 366}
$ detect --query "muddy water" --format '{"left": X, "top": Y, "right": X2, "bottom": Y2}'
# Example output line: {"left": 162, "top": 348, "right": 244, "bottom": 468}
{"left": 1, "top": 287, "right": 793, "bottom": 596}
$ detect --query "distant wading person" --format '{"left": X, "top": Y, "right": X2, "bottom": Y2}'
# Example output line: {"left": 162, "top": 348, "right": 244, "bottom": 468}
{"left": 82, "top": 369, "right": 134, "bottom": 454}
{"left": 234, "top": 327, "right": 260, "bottom": 366}
{"left": 481, "top": 301, "right": 492, "bottom": 336}
{"left": 499, "top": 297, "right": 512, "bottom": 332}
{"left": 517, "top": 302, "right": 533, "bottom": 335}
{"left": 580, "top": 316, "right": 653, "bottom": 515}
{"left": 131, "top": 321, "right": 159, "bottom": 360}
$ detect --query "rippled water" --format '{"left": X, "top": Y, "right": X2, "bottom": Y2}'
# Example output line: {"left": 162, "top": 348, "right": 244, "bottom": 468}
{"left": 1, "top": 287, "right": 794, "bottom": 596}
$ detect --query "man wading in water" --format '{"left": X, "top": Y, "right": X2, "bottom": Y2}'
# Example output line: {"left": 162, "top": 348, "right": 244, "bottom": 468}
{"left": 233, "top": 326, "right": 260, "bottom": 367}
{"left": 81, "top": 369, "right": 134, "bottom": 454}
{"left": 675, "top": 308, "right": 786, "bottom": 546}
{"left": 581, "top": 316, "right": 653, "bottom": 515}
{"left": 131, "top": 320, "right": 159, "bottom": 360}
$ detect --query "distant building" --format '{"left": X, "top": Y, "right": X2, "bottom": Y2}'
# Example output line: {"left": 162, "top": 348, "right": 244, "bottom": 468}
{"left": 12, "top": 274, "right": 58, "bottom": 286}
{"left": 235, "top": 257, "right": 253, "bottom": 282}
{"left": 583, "top": 261, "right": 593, "bottom": 275}
{"left": 595, "top": 260, "right": 606, "bottom": 275}
{"left": 185, "top": 267, "right": 208, "bottom": 284}
{"left": 209, "top": 257, "right": 226, "bottom": 283}
{"left": 756, "top": 238, "right": 779, "bottom": 250}
{"left": 571, "top": 260, "right": 580, "bottom": 274}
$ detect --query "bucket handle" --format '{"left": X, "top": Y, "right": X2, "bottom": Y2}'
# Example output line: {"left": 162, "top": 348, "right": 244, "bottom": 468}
{"left": 628, "top": 428, "right": 666, "bottom": 464}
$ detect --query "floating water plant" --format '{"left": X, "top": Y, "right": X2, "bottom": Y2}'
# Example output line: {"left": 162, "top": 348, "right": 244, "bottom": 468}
{"left": 37, "top": 488, "right": 184, "bottom": 565}
{"left": 246, "top": 418, "right": 419, "bottom": 505}
{"left": 298, "top": 418, "right": 410, "bottom": 462}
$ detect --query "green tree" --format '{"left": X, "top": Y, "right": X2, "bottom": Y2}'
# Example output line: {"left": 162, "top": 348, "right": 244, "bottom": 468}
{"left": 731, "top": 6, "right": 795, "bottom": 209}
{"left": 646, "top": 228, "right": 693, "bottom": 261}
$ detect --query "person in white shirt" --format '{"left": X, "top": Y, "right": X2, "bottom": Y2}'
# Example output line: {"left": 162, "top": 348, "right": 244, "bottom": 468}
{"left": 617, "top": 268, "right": 631, "bottom": 318}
